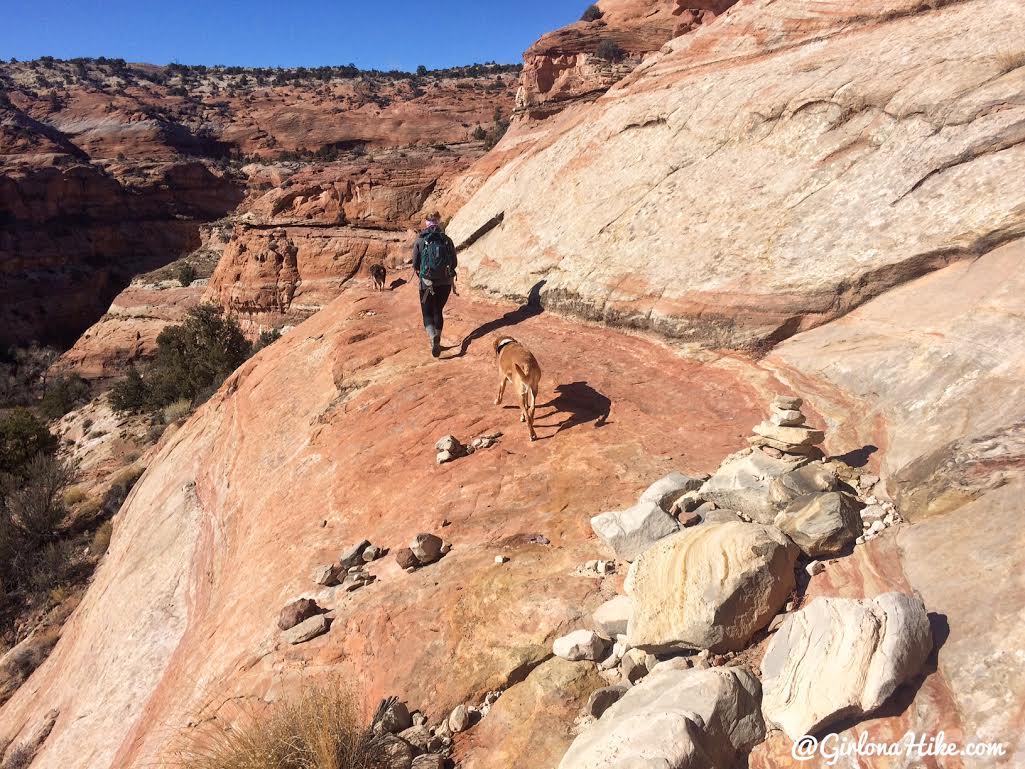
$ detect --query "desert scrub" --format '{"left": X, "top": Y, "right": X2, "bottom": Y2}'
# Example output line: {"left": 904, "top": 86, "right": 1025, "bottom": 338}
{"left": 91, "top": 520, "right": 113, "bottom": 556}
{"left": 162, "top": 398, "right": 193, "bottom": 424}
{"left": 996, "top": 50, "right": 1025, "bottom": 73}
{"left": 176, "top": 683, "right": 382, "bottom": 769}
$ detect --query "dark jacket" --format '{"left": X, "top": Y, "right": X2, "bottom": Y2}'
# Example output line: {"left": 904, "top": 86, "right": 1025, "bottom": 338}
{"left": 412, "top": 225, "right": 457, "bottom": 286}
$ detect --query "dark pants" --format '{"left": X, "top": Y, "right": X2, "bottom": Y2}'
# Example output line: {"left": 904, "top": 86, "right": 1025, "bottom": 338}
{"left": 419, "top": 283, "right": 452, "bottom": 339}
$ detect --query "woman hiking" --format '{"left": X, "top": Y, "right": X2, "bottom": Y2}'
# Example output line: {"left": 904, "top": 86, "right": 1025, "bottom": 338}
{"left": 412, "top": 211, "right": 458, "bottom": 357}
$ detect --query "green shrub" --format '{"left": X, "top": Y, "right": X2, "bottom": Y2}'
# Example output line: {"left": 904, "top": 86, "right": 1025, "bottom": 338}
{"left": 595, "top": 39, "right": 625, "bottom": 62}
{"left": 2, "top": 454, "right": 75, "bottom": 547}
{"left": 0, "top": 410, "right": 57, "bottom": 475}
{"left": 111, "top": 305, "right": 252, "bottom": 414}
{"left": 178, "top": 263, "right": 198, "bottom": 287}
{"left": 253, "top": 328, "right": 282, "bottom": 353}
{"left": 472, "top": 124, "right": 487, "bottom": 141}
{"left": 176, "top": 683, "right": 381, "bottom": 769}
{"left": 40, "top": 373, "right": 90, "bottom": 419}
{"left": 100, "top": 466, "right": 144, "bottom": 517}
{"left": 581, "top": 4, "right": 603, "bottom": 21}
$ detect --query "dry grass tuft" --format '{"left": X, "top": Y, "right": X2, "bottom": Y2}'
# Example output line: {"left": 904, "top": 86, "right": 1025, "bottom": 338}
{"left": 176, "top": 683, "right": 381, "bottom": 769}
{"left": 996, "top": 50, "right": 1025, "bottom": 73}
{"left": 162, "top": 398, "right": 193, "bottom": 425}
{"left": 91, "top": 520, "right": 113, "bottom": 556}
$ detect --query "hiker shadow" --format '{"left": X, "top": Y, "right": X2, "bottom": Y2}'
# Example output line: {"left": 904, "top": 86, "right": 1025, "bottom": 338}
{"left": 534, "top": 381, "right": 612, "bottom": 436}
{"left": 453, "top": 279, "right": 546, "bottom": 358}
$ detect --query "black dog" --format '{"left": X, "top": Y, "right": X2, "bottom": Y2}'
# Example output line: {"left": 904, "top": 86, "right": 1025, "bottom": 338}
{"left": 369, "top": 263, "right": 387, "bottom": 291}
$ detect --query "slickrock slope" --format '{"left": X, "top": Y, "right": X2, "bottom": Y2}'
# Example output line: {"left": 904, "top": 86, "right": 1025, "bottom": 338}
{"left": 1, "top": 60, "right": 517, "bottom": 348}
{"left": 449, "top": 0, "right": 1025, "bottom": 348}
{"left": 0, "top": 283, "right": 771, "bottom": 769}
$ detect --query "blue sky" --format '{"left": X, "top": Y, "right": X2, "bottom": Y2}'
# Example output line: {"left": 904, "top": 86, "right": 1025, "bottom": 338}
{"left": 1, "top": 0, "right": 587, "bottom": 70}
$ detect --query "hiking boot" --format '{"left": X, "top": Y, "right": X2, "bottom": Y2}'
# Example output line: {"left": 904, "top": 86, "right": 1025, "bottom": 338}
{"left": 431, "top": 335, "right": 441, "bottom": 358}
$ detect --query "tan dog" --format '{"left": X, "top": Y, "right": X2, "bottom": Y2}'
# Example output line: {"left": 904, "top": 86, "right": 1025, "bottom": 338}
{"left": 493, "top": 336, "right": 541, "bottom": 441}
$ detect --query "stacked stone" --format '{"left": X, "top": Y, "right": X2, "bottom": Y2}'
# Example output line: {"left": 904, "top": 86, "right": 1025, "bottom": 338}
{"left": 748, "top": 395, "right": 824, "bottom": 458}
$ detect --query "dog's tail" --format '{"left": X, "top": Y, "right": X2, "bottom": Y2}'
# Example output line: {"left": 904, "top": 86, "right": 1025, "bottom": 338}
{"left": 515, "top": 362, "right": 537, "bottom": 411}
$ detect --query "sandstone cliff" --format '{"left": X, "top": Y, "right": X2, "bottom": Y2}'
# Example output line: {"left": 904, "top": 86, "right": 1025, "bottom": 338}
{"left": 1, "top": 60, "right": 518, "bottom": 350}
{"left": 449, "top": 0, "right": 1025, "bottom": 349}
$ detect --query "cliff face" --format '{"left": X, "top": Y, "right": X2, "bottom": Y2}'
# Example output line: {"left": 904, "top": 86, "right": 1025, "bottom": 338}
{"left": 1, "top": 60, "right": 518, "bottom": 350}
{"left": 449, "top": 0, "right": 1025, "bottom": 349}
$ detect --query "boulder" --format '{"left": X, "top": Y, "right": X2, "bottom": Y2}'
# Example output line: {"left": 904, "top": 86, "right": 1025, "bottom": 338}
{"left": 375, "top": 733, "right": 416, "bottom": 769}
{"left": 761, "top": 592, "right": 933, "bottom": 739}
{"left": 378, "top": 700, "right": 413, "bottom": 734}
{"left": 340, "top": 540, "right": 370, "bottom": 568}
{"left": 590, "top": 500, "right": 679, "bottom": 561}
{"left": 410, "top": 756, "right": 444, "bottom": 769}
{"left": 435, "top": 435, "right": 461, "bottom": 453}
{"left": 591, "top": 595, "right": 633, "bottom": 637}
{"left": 448, "top": 703, "right": 471, "bottom": 733}
{"left": 395, "top": 547, "right": 420, "bottom": 570}
{"left": 277, "top": 598, "right": 321, "bottom": 631}
{"left": 311, "top": 564, "right": 341, "bottom": 586}
{"left": 767, "top": 462, "right": 838, "bottom": 508}
{"left": 639, "top": 472, "right": 706, "bottom": 513}
{"left": 411, "top": 533, "right": 443, "bottom": 565}
{"left": 627, "top": 522, "right": 798, "bottom": 652}
{"left": 557, "top": 667, "right": 765, "bottom": 769}
{"left": 398, "top": 724, "right": 431, "bottom": 752}
{"left": 281, "top": 614, "right": 329, "bottom": 645}
{"left": 554, "top": 630, "right": 611, "bottom": 662}
{"left": 773, "top": 492, "right": 862, "bottom": 557}
{"left": 700, "top": 451, "right": 804, "bottom": 524}
{"left": 586, "top": 686, "right": 628, "bottom": 719}
{"left": 621, "top": 648, "right": 650, "bottom": 685}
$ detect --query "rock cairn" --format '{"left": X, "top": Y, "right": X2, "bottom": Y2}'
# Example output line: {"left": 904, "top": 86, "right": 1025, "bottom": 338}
{"left": 554, "top": 393, "right": 930, "bottom": 769}
{"left": 748, "top": 395, "right": 825, "bottom": 459}
{"left": 311, "top": 539, "right": 384, "bottom": 592}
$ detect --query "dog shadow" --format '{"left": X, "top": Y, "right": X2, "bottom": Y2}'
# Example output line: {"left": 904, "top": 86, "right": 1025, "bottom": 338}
{"left": 389, "top": 278, "right": 407, "bottom": 290}
{"left": 533, "top": 381, "right": 612, "bottom": 436}
{"left": 452, "top": 279, "right": 546, "bottom": 358}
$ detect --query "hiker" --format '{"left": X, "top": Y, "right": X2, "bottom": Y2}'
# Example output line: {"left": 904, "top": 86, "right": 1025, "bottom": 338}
{"left": 412, "top": 211, "right": 458, "bottom": 357}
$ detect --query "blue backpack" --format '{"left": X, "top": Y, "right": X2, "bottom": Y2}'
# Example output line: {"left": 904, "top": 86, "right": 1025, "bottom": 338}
{"left": 419, "top": 229, "right": 455, "bottom": 282}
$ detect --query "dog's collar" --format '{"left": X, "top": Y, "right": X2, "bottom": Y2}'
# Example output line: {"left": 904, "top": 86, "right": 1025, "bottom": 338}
{"left": 496, "top": 337, "right": 516, "bottom": 352}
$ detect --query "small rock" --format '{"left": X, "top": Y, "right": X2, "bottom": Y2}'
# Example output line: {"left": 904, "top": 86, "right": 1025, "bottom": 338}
{"left": 586, "top": 685, "right": 628, "bottom": 718}
{"left": 435, "top": 435, "right": 461, "bottom": 453}
{"left": 362, "top": 546, "right": 381, "bottom": 562}
{"left": 592, "top": 595, "right": 633, "bottom": 637}
{"left": 771, "top": 408, "right": 806, "bottom": 427}
{"left": 554, "top": 629, "right": 611, "bottom": 661}
{"left": 440, "top": 542, "right": 452, "bottom": 555}
{"left": 590, "top": 500, "right": 680, "bottom": 562}
{"left": 805, "top": 560, "right": 825, "bottom": 577}
{"left": 282, "top": 614, "right": 329, "bottom": 644}
{"left": 678, "top": 511, "right": 702, "bottom": 527}
{"left": 411, "top": 533, "right": 444, "bottom": 565}
{"left": 405, "top": 566, "right": 416, "bottom": 573}
{"left": 859, "top": 474, "right": 880, "bottom": 489}
{"left": 277, "top": 598, "right": 321, "bottom": 631}
{"left": 648, "top": 656, "right": 694, "bottom": 675}
{"left": 868, "top": 520, "right": 886, "bottom": 535}
{"left": 856, "top": 535, "right": 866, "bottom": 545}
{"left": 436, "top": 450, "right": 455, "bottom": 465}
{"left": 621, "top": 648, "right": 649, "bottom": 684}
{"left": 639, "top": 472, "right": 706, "bottom": 513}
{"left": 772, "top": 395, "right": 803, "bottom": 410}
{"left": 495, "top": 555, "right": 509, "bottom": 564}
{"left": 312, "top": 564, "right": 340, "bottom": 586}
{"left": 395, "top": 548, "right": 420, "bottom": 570}
{"left": 440, "top": 518, "right": 451, "bottom": 527}
{"left": 411, "top": 756, "right": 445, "bottom": 769}
{"left": 448, "top": 703, "right": 471, "bottom": 733}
